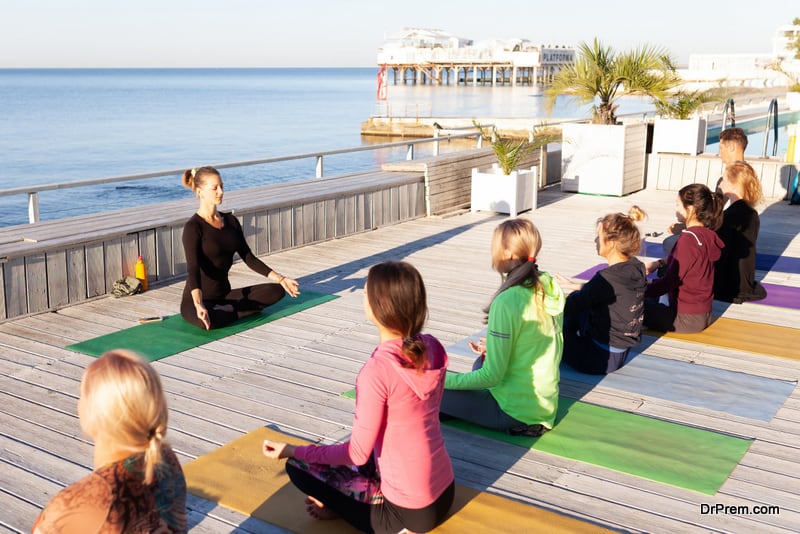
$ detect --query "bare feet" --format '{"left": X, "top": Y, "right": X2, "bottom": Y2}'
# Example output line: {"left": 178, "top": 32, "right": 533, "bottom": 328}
{"left": 212, "top": 303, "right": 235, "bottom": 313}
{"left": 304, "top": 496, "right": 339, "bottom": 520}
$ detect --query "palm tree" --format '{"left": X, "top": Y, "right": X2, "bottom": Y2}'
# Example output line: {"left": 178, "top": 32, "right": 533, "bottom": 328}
{"left": 654, "top": 90, "right": 716, "bottom": 119}
{"left": 547, "top": 38, "right": 680, "bottom": 125}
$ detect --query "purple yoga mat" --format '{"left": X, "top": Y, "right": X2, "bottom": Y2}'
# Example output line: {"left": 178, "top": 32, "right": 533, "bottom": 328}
{"left": 758, "top": 283, "right": 800, "bottom": 309}
{"left": 643, "top": 241, "right": 800, "bottom": 274}
{"left": 573, "top": 264, "right": 800, "bottom": 309}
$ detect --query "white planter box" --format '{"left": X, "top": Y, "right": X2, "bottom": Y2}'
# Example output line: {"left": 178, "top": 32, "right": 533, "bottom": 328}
{"left": 652, "top": 117, "right": 707, "bottom": 155}
{"left": 471, "top": 165, "right": 537, "bottom": 216}
{"left": 787, "top": 91, "right": 800, "bottom": 111}
{"left": 560, "top": 122, "right": 647, "bottom": 196}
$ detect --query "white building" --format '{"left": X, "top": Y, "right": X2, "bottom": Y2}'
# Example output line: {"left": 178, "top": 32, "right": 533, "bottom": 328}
{"left": 682, "top": 24, "right": 800, "bottom": 89}
{"left": 376, "top": 28, "right": 574, "bottom": 86}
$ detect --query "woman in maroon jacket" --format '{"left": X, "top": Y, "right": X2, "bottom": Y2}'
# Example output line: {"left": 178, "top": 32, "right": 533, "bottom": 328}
{"left": 644, "top": 184, "right": 724, "bottom": 333}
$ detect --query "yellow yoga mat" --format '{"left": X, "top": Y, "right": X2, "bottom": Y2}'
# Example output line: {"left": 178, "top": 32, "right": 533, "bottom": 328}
{"left": 649, "top": 317, "right": 800, "bottom": 361}
{"left": 183, "top": 427, "right": 606, "bottom": 533}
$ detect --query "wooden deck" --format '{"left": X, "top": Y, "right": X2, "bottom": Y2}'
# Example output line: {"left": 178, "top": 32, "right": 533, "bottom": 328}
{"left": 2, "top": 186, "right": 799, "bottom": 533}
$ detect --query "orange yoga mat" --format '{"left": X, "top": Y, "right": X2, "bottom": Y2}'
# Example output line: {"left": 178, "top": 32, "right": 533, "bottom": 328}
{"left": 649, "top": 316, "right": 800, "bottom": 361}
{"left": 183, "top": 426, "right": 606, "bottom": 533}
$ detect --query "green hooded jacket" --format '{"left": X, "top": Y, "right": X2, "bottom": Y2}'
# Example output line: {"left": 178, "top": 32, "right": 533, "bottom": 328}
{"left": 445, "top": 271, "right": 565, "bottom": 428}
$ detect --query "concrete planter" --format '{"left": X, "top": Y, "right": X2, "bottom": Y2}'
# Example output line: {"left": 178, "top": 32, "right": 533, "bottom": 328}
{"left": 787, "top": 91, "right": 800, "bottom": 111}
{"left": 561, "top": 122, "right": 648, "bottom": 196}
{"left": 471, "top": 165, "right": 537, "bottom": 216}
{"left": 652, "top": 117, "right": 708, "bottom": 155}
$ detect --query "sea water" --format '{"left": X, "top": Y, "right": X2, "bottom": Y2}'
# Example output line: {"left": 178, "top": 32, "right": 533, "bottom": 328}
{"left": 0, "top": 68, "right": 786, "bottom": 227}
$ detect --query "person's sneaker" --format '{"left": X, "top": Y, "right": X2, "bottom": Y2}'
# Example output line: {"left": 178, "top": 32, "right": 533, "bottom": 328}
{"left": 508, "top": 423, "right": 548, "bottom": 437}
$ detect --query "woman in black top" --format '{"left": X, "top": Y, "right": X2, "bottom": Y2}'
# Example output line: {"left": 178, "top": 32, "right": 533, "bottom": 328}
{"left": 180, "top": 166, "right": 299, "bottom": 330}
{"left": 714, "top": 161, "right": 767, "bottom": 303}
{"left": 555, "top": 207, "right": 647, "bottom": 374}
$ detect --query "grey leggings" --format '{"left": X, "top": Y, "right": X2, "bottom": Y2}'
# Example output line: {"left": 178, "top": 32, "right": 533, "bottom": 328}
{"left": 439, "top": 356, "right": 524, "bottom": 431}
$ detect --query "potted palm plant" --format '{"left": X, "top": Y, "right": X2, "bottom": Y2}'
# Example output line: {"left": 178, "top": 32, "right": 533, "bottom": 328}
{"left": 547, "top": 38, "right": 679, "bottom": 195}
{"left": 471, "top": 122, "right": 560, "bottom": 216}
{"left": 652, "top": 90, "right": 714, "bottom": 155}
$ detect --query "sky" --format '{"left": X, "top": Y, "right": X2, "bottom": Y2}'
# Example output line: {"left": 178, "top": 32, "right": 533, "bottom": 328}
{"left": 0, "top": 0, "right": 797, "bottom": 68}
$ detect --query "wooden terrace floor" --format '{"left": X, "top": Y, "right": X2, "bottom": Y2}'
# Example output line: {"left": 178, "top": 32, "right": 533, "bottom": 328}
{"left": 2, "top": 187, "right": 799, "bottom": 533}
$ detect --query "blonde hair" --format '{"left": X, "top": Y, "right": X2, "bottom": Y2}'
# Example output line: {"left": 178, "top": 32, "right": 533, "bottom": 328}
{"left": 181, "top": 165, "right": 220, "bottom": 192}
{"left": 80, "top": 350, "right": 169, "bottom": 484}
{"left": 597, "top": 205, "right": 647, "bottom": 258}
{"left": 487, "top": 218, "right": 545, "bottom": 319}
{"left": 724, "top": 161, "right": 763, "bottom": 207}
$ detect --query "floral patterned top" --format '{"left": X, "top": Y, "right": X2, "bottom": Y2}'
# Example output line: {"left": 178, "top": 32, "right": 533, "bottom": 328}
{"left": 33, "top": 445, "right": 186, "bottom": 534}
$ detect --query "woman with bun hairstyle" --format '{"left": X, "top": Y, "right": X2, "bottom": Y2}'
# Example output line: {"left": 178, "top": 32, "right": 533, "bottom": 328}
{"left": 714, "top": 161, "right": 767, "bottom": 303}
{"left": 555, "top": 206, "right": 647, "bottom": 374}
{"left": 644, "top": 184, "right": 724, "bottom": 333}
{"left": 263, "top": 261, "right": 454, "bottom": 534}
{"left": 33, "top": 350, "right": 187, "bottom": 533}
{"left": 180, "top": 166, "right": 299, "bottom": 330}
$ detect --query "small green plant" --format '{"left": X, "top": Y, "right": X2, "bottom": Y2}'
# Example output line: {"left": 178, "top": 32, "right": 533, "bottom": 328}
{"left": 654, "top": 90, "right": 715, "bottom": 119}
{"left": 473, "top": 121, "right": 560, "bottom": 175}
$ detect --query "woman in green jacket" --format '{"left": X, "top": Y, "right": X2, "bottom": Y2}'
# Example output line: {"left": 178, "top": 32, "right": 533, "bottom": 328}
{"left": 440, "top": 218, "right": 565, "bottom": 437}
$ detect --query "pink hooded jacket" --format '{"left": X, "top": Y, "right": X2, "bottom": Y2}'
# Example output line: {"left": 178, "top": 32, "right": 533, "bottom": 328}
{"left": 294, "top": 334, "right": 454, "bottom": 509}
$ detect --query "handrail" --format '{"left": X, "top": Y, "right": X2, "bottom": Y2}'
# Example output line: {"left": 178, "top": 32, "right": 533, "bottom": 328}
{"left": 722, "top": 98, "right": 736, "bottom": 130}
{"left": 1, "top": 129, "right": 487, "bottom": 224}
{"left": 762, "top": 98, "right": 779, "bottom": 158}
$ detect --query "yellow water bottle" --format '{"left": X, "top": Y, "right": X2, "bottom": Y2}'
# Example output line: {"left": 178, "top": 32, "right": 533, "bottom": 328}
{"left": 135, "top": 256, "right": 148, "bottom": 292}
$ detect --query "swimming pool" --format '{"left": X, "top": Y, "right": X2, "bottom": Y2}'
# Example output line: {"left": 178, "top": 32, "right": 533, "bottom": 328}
{"left": 706, "top": 110, "right": 800, "bottom": 160}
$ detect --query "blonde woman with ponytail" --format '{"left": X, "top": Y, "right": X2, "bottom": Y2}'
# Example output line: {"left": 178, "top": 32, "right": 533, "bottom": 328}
{"left": 440, "top": 218, "right": 565, "bottom": 437}
{"left": 555, "top": 206, "right": 647, "bottom": 374}
{"left": 33, "top": 350, "right": 187, "bottom": 534}
{"left": 263, "top": 261, "right": 454, "bottom": 534}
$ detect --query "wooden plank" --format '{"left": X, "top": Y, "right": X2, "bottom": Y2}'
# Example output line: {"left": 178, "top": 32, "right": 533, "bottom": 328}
{"left": 2, "top": 185, "right": 799, "bottom": 532}
{"left": 45, "top": 250, "right": 68, "bottom": 309}
{"left": 155, "top": 225, "right": 173, "bottom": 280}
{"left": 85, "top": 242, "right": 105, "bottom": 297}
{"left": 4, "top": 257, "right": 27, "bottom": 317}
{"left": 66, "top": 246, "right": 87, "bottom": 304}
{"left": 25, "top": 254, "right": 48, "bottom": 314}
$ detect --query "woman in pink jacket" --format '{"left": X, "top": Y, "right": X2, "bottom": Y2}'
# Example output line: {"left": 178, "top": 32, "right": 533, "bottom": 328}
{"left": 263, "top": 261, "right": 455, "bottom": 534}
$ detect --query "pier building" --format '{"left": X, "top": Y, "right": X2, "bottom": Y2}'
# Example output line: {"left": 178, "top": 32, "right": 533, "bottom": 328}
{"left": 376, "top": 27, "right": 574, "bottom": 86}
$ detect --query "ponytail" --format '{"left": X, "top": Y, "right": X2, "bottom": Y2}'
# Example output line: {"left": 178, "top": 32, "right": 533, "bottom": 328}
{"left": 366, "top": 262, "right": 429, "bottom": 374}
{"left": 486, "top": 219, "right": 544, "bottom": 321}
{"left": 143, "top": 425, "right": 166, "bottom": 485}
{"left": 597, "top": 205, "right": 647, "bottom": 258}
{"left": 80, "top": 350, "right": 170, "bottom": 486}
{"left": 679, "top": 183, "right": 723, "bottom": 231}
{"left": 181, "top": 165, "right": 219, "bottom": 191}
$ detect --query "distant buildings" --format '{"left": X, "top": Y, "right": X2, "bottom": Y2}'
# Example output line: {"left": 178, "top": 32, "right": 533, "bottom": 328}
{"left": 376, "top": 28, "right": 575, "bottom": 86}
{"left": 682, "top": 24, "right": 800, "bottom": 89}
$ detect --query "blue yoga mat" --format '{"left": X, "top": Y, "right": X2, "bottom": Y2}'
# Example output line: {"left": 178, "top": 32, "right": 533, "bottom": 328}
{"left": 447, "top": 331, "right": 795, "bottom": 422}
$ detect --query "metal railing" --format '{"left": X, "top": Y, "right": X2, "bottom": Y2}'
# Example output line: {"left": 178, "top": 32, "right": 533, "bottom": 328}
{"left": 1, "top": 130, "right": 486, "bottom": 224}
{"left": 762, "top": 98, "right": 779, "bottom": 157}
{"left": 722, "top": 98, "right": 736, "bottom": 129}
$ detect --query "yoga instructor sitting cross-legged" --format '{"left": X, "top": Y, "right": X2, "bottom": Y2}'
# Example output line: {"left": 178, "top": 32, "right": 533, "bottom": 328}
{"left": 180, "top": 165, "right": 299, "bottom": 330}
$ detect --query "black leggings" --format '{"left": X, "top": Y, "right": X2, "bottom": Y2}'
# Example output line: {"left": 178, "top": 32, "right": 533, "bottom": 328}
{"left": 180, "top": 283, "right": 285, "bottom": 329}
{"left": 562, "top": 310, "right": 629, "bottom": 375}
{"left": 285, "top": 461, "right": 455, "bottom": 534}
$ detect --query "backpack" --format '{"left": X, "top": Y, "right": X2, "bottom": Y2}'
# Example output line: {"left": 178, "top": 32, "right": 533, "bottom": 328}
{"left": 790, "top": 169, "right": 800, "bottom": 205}
{"left": 112, "top": 276, "right": 142, "bottom": 298}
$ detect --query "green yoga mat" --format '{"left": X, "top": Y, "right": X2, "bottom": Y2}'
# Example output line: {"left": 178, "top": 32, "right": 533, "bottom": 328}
{"left": 67, "top": 291, "right": 338, "bottom": 362}
{"left": 342, "top": 390, "right": 750, "bottom": 495}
